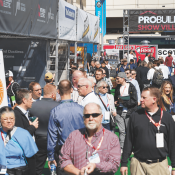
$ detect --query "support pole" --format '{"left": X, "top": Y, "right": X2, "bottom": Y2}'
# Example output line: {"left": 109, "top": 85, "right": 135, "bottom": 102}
{"left": 101, "top": 0, "right": 103, "bottom": 52}
{"left": 74, "top": 41, "right": 77, "bottom": 63}
{"left": 55, "top": 40, "right": 59, "bottom": 86}
{"left": 67, "top": 42, "right": 70, "bottom": 80}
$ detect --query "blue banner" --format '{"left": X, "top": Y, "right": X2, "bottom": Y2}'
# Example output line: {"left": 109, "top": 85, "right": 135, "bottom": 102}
{"left": 95, "top": 0, "right": 106, "bottom": 36}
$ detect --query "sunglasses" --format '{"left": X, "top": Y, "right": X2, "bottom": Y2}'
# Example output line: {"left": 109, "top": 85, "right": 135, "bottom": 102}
{"left": 77, "top": 85, "right": 86, "bottom": 88}
{"left": 84, "top": 113, "right": 101, "bottom": 118}
{"left": 126, "top": 72, "right": 130, "bottom": 74}
{"left": 101, "top": 86, "right": 108, "bottom": 89}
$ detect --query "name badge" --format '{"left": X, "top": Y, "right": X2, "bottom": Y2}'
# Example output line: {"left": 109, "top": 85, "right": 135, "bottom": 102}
{"left": 156, "top": 133, "right": 164, "bottom": 148}
{"left": 105, "top": 111, "right": 110, "bottom": 120}
{"left": 88, "top": 153, "right": 100, "bottom": 163}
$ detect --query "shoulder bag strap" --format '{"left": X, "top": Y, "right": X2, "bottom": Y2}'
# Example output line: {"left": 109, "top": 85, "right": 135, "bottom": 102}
{"left": 98, "top": 95, "right": 108, "bottom": 111}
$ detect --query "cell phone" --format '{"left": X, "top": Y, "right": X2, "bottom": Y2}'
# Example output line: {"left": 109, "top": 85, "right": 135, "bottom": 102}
{"left": 29, "top": 116, "right": 37, "bottom": 122}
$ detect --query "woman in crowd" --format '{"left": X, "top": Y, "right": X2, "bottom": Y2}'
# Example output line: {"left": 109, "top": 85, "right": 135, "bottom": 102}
{"left": 147, "top": 61, "right": 154, "bottom": 69}
{"left": 0, "top": 106, "right": 38, "bottom": 175}
{"left": 160, "top": 81, "right": 174, "bottom": 113}
{"left": 95, "top": 80, "right": 116, "bottom": 131}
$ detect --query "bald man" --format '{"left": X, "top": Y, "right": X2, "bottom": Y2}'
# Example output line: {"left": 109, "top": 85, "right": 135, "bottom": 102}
{"left": 29, "top": 84, "right": 59, "bottom": 175}
{"left": 78, "top": 78, "right": 101, "bottom": 107}
{"left": 71, "top": 70, "right": 84, "bottom": 103}
{"left": 47, "top": 80, "right": 85, "bottom": 175}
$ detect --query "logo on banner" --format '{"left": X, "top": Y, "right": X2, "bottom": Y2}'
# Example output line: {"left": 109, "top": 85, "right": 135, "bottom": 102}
{"left": 140, "top": 47, "right": 154, "bottom": 53}
{"left": 94, "top": 20, "right": 98, "bottom": 40}
{"left": 97, "top": 1, "right": 101, "bottom": 8}
{"left": 82, "top": 15, "right": 89, "bottom": 38}
{"left": 38, "top": 4, "right": 46, "bottom": 18}
{"left": 65, "top": 6, "right": 75, "bottom": 20}
{"left": 47, "top": 7, "right": 54, "bottom": 23}
{"left": 0, "top": 0, "right": 12, "bottom": 8}
{"left": 15, "top": 0, "right": 26, "bottom": 16}
{"left": 0, "top": 79, "right": 4, "bottom": 105}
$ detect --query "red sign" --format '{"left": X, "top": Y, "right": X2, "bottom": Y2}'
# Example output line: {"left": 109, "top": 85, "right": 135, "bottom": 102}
{"left": 140, "top": 47, "right": 154, "bottom": 53}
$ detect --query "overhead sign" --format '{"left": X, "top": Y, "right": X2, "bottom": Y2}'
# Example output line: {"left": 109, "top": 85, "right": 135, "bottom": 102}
{"left": 58, "top": 0, "right": 77, "bottom": 41}
{"left": 0, "top": 50, "right": 8, "bottom": 107}
{"left": 0, "top": 0, "right": 57, "bottom": 39}
{"left": 77, "top": 9, "right": 99, "bottom": 43}
{"left": 129, "top": 9, "right": 175, "bottom": 32}
{"left": 95, "top": 0, "right": 106, "bottom": 36}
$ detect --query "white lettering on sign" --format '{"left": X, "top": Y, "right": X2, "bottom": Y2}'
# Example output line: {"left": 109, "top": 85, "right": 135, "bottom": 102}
{"left": 140, "top": 48, "right": 154, "bottom": 53}
{"left": 138, "top": 16, "right": 175, "bottom": 24}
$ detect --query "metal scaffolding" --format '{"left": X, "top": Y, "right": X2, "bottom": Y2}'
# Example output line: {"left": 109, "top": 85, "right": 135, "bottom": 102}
{"left": 123, "top": 10, "right": 130, "bottom": 62}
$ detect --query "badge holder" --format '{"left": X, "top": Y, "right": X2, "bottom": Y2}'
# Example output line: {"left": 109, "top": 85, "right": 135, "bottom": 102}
{"left": 156, "top": 127, "right": 164, "bottom": 148}
{"left": 104, "top": 111, "right": 110, "bottom": 120}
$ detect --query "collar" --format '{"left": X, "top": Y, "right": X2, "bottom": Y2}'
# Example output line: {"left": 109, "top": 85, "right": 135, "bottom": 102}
{"left": 41, "top": 98, "right": 53, "bottom": 101}
{"left": 60, "top": 99, "right": 73, "bottom": 102}
{"left": 83, "top": 91, "right": 93, "bottom": 99}
{"left": 17, "top": 106, "right": 27, "bottom": 115}
{"left": 146, "top": 107, "right": 161, "bottom": 117}
{"left": 0, "top": 128, "right": 7, "bottom": 134}
{"left": 72, "top": 86, "right": 77, "bottom": 91}
{"left": 99, "top": 92, "right": 106, "bottom": 97}
{"left": 85, "top": 126, "right": 104, "bottom": 138}
{"left": 32, "top": 96, "right": 42, "bottom": 102}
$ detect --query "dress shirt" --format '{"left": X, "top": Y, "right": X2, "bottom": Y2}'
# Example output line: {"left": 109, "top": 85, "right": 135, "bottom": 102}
{"left": 32, "top": 96, "right": 43, "bottom": 102}
{"left": 127, "top": 78, "right": 141, "bottom": 103}
{"left": 121, "top": 108, "right": 175, "bottom": 168}
{"left": 16, "top": 106, "right": 29, "bottom": 120}
{"left": 59, "top": 127, "right": 121, "bottom": 175}
{"left": 159, "top": 64, "right": 170, "bottom": 78}
{"left": 98, "top": 93, "right": 110, "bottom": 124}
{"left": 80, "top": 92, "right": 101, "bottom": 107}
{"left": 47, "top": 99, "right": 84, "bottom": 161}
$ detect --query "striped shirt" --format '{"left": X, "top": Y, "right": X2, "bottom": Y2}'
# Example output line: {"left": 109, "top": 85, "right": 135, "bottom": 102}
{"left": 59, "top": 127, "right": 121, "bottom": 175}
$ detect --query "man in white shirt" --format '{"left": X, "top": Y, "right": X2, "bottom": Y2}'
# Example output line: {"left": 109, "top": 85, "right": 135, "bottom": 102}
{"left": 159, "top": 58, "right": 170, "bottom": 80}
{"left": 147, "top": 60, "right": 160, "bottom": 81}
{"left": 77, "top": 78, "right": 101, "bottom": 107}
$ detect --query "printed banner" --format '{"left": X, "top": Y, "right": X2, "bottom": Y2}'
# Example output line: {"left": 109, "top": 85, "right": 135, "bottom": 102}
{"left": 58, "top": 0, "right": 77, "bottom": 41}
{"left": 0, "top": 50, "right": 8, "bottom": 107}
{"left": 95, "top": 0, "right": 106, "bottom": 36}
{"left": 129, "top": 9, "right": 175, "bottom": 32}
{"left": 158, "top": 49, "right": 175, "bottom": 60}
{"left": 77, "top": 9, "right": 99, "bottom": 43}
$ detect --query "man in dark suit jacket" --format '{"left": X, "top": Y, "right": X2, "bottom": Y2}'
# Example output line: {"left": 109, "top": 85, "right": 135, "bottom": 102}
{"left": 14, "top": 89, "right": 39, "bottom": 175}
{"left": 29, "top": 84, "right": 59, "bottom": 175}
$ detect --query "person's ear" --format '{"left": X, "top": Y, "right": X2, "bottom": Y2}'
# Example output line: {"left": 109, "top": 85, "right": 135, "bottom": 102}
{"left": 22, "top": 98, "right": 26, "bottom": 104}
{"left": 57, "top": 89, "right": 60, "bottom": 94}
{"left": 71, "top": 88, "right": 73, "bottom": 93}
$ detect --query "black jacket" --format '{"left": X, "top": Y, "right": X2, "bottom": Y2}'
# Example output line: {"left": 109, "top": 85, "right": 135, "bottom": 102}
{"left": 100, "top": 66, "right": 109, "bottom": 78}
{"left": 14, "top": 107, "right": 36, "bottom": 136}
{"left": 140, "top": 67, "right": 150, "bottom": 84}
{"left": 29, "top": 98, "right": 59, "bottom": 137}
{"left": 114, "top": 82, "right": 138, "bottom": 116}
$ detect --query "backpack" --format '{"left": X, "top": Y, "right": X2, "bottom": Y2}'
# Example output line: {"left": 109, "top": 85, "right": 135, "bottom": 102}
{"left": 152, "top": 68, "right": 164, "bottom": 86}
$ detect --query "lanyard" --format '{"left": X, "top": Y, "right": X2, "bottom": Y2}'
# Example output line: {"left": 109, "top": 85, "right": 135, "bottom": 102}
{"left": 121, "top": 86, "right": 126, "bottom": 96}
{"left": 99, "top": 95, "right": 109, "bottom": 109}
{"left": 84, "top": 128, "right": 105, "bottom": 153}
{"left": 145, "top": 108, "right": 163, "bottom": 132}
{"left": 6, "top": 82, "right": 11, "bottom": 90}
{"left": 1, "top": 131, "right": 5, "bottom": 145}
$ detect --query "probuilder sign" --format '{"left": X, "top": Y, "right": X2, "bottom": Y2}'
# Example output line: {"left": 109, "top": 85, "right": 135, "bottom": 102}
{"left": 129, "top": 9, "right": 175, "bottom": 32}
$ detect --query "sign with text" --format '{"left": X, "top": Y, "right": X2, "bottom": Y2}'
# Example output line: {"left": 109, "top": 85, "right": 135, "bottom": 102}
{"left": 95, "top": 0, "right": 106, "bottom": 36}
{"left": 0, "top": 50, "right": 8, "bottom": 107}
{"left": 58, "top": 0, "right": 77, "bottom": 41}
{"left": 129, "top": 9, "right": 175, "bottom": 32}
{"left": 158, "top": 49, "right": 175, "bottom": 60}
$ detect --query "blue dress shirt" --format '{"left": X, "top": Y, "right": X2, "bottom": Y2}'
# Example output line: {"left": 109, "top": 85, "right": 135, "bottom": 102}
{"left": 47, "top": 99, "right": 85, "bottom": 161}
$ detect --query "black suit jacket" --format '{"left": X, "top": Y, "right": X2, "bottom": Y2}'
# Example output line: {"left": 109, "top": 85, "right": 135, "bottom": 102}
{"left": 14, "top": 107, "right": 36, "bottom": 136}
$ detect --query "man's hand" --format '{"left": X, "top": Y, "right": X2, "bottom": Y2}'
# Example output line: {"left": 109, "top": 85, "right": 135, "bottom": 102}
{"left": 79, "top": 167, "right": 87, "bottom": 175}
{"left": 29, "top": 118, "right": 39, "bottom": 129}
{"left": 85, "top": 163, "right": 96, "bottom": 174}
{"left": 120, "top": 167, "right": 128, "bottom": 175}
{"left": 48, "top": 160, "right": 57, "bottom": 169}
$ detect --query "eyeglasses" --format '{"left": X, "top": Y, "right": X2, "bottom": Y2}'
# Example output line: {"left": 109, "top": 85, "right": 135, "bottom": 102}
{"left": 2, "top": 118, "right": 15, "bottom": 121}
{"left": 126, "top": 72, "right": 130, "bottom": 74}
{"left": 103, "top": 73, "right": 106, "bottom": 74}
{"left": 33, "top": 89, "right": 42, "bottom": 92}
{"left": 77, "top": 85, "right": 86, "bottom": 88}
{"left": 101, "top": 86, "right": 108, "bottom": 89}
{"left": 132, "top": 73, "right": 136, "bottom": 75}
{"left": 84, "top": 113, "right": 101, "bottom": 118}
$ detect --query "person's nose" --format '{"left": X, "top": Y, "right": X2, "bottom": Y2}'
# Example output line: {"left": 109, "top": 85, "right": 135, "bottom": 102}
{"left": 89, "top": 115, "right": 94, "bottom": 121}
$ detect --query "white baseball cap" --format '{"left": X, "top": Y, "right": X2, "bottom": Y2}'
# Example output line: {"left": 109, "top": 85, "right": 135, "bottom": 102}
{"left": 5, "top": 70, "right": 13, "bottom": 77}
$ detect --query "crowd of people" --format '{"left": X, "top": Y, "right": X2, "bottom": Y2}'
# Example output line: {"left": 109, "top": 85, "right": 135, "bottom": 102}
{"left": 1, "top": 50, "right": 175, "bottom": 175}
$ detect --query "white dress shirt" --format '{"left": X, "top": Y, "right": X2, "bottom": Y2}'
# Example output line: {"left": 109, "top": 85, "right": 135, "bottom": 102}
{"left": 17, "top": 106, "right": 29, "bottom": 120}
{"left": 147, "top": 66, "right": 160, "bottom": 80}
{"left": 159, "top": 64, "right": 170, "bottom": 79}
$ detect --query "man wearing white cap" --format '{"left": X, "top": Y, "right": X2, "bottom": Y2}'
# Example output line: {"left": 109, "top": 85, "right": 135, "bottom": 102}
{"left": 5, "top": 70, "right": 20, "bottom": 107}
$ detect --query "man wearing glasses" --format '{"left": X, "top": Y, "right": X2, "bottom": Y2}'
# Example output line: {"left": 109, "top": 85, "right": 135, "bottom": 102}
{"left": 78, "top": 78, "right": 101, "bottom": 107}
{"left": 59, "top": 103, "right": 121, "bottom": 175}
{"left": 29, "top": 82, "right": 43, "bottom": 102}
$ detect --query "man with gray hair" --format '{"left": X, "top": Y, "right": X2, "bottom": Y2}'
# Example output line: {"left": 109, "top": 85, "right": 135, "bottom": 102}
{"left": 78, "top": 78, "right": 101, "bottom": 107}
{"left": 59, "top": 103, "right": 121, "bottom": 175}
{"left": 87, "top": 76, "right": 96, "bottom": 91}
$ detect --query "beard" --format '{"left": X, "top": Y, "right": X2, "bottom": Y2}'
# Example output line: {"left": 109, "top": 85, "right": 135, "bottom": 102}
{"left": 86, "top": 121, "right": 100, "bottom": 130}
